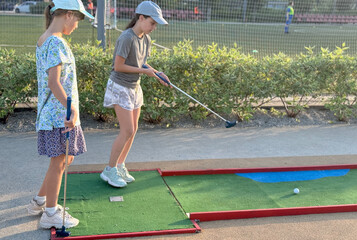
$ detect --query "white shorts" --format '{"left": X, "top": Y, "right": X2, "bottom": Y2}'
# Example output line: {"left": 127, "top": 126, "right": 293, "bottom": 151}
{"left": 103, "top": 79, "right": 143, "bottom": 111}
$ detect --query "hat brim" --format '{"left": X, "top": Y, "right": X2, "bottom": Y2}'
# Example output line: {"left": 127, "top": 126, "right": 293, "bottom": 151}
{"left": 80, "top": 10, "right": 94, "bottom": 19}
{"left": 152, "top": 16, "right": 168, "bottom": 25}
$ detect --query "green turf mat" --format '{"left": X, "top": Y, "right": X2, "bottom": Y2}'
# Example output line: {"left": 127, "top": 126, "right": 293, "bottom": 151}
{"left": 58, "top": 171, "right": 193, "bottom": 236}
{"left": 164, "top": 169, "right": 357, "bottom": 213}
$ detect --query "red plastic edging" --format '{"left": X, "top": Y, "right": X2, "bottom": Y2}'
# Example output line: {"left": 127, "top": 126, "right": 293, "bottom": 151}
{"left": 189, "top": 204, "right": 357, "bottom": 222}
{"left": 161, "top": 164, "right": 357, "bottom": 176}
{"left": 50, "top": 219, "right": 200, "bottom": 239}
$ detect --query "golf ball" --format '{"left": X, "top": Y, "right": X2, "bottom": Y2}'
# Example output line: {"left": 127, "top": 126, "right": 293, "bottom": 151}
{"left": 294, "top": 188, "right": 300, "bottom": 194}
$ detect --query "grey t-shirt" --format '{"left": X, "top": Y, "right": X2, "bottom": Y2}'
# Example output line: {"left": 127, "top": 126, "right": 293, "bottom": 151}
{"left": 110, "top": 28, "right": 151, "bottom": 89}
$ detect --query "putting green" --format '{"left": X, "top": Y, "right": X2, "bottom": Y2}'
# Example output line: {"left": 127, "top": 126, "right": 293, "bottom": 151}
{"left": 58, "top": 171, "right": 193, "bottom": 237}
{"left": 164, "top": 169, "right": 357, "bottom": 213}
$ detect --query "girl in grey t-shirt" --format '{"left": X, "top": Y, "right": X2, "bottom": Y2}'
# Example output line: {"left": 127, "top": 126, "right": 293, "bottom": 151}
{"left": 100, "top": 1, "right": 170, "bottom": 187}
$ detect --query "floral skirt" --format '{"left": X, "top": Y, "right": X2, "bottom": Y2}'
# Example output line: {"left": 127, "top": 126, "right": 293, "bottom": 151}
{"left": 38, "top": 126, "right": 87, "bottom": 158}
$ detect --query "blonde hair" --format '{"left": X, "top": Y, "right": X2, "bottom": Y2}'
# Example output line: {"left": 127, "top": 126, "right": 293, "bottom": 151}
{"left": 44, "top": 2, "right": 85, "bottom": 29}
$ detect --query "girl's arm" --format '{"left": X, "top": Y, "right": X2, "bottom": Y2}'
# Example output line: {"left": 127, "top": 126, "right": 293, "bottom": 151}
{"left": 48, "top": 65, "right": 78, "bottom": 132}
{"left": 143, "top": 63, "right": 157, "bottom": 72}
{"left": 114, "top": 56, "right": 170, "bottom": 86}
{"left": 114, "top": 55, "right": 154, "bottom": 75}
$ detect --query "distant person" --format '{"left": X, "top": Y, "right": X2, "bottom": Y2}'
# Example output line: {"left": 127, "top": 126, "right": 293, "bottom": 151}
{"left": 100, "top": 1, "right": 170, "bottom": 187}
{"left": 194, "top": 6, "right": 199, "bottom": 20}
{"left": 285, "top": 1, "right": 294, "bottom": 34}
{"left": 27, "top": 0, "right": 93, "bottom": 229}
{"left": 87, "top": 0, "right": 94, "bottom": 16}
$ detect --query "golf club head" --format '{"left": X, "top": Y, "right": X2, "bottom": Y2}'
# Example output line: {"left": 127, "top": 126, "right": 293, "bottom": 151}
{"left": 225, "top": 121, "right": 237, "bottom": 128}
{"left": 56, "top": 226, "right": 71, "bottom": 237}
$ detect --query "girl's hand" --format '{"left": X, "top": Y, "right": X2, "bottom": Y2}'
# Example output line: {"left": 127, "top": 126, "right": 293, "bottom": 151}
{"left": 156, "top": 72, "right": 172, "bottom": 88}
{"left": 143, "top": 68, "right": 157, "bottom": 78}
{"left": 63, "top": 107, "right": 78, "bottom": 133}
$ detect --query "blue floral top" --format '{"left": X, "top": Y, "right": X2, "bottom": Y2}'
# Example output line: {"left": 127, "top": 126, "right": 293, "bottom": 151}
{"left": 36, "top": 35, "right": 80, "bottom": 131}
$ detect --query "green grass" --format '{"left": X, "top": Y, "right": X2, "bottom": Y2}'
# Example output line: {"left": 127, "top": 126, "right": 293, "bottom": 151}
{"left": 2, "top": 14, "right": 357, "bottom": 56}
{"left": 59, "top": 171, "right": 193, "bottom": 237}
{"left": 164, "top": 169, "right": 357, "bottom": 213}
{"left": 0, "top": 15, "right": 96, "bottom": 55}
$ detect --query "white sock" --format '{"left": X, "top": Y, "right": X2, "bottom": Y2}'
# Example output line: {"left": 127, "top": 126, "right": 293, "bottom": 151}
{"left": 34, "top": 195, "right": 46, "bottom": 205}
{"left": 118, "top": 163, "right": 124, "bottom": 168}
{"left": 45, "top": 206, "right": 57, "bottom": 216}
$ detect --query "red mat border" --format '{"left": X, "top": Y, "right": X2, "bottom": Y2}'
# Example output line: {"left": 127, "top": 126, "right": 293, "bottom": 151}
{"left": 189, "top": 205, "right": 357, "bottom": 222}
{"left": 50, "top": 219, "right": 200, "bottom": 240}
{"left": 50, "top": 169, "right": 201, "bottom": 239}
{"left": 161, "top": 164, "right": 357, "bottom": 222}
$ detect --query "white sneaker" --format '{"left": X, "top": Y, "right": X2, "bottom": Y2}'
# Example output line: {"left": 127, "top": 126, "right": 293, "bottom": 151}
{"left": 100, "top": 167, "right": 127, "bottom": 187}
{"left": 118, "top": 163, "right": 135, "bottom": 183}
{"left": 27, "top": 199, "right": 45, "bottom": 215}
{"left": 39, "top": 206, "right": 79, "bottom": 229}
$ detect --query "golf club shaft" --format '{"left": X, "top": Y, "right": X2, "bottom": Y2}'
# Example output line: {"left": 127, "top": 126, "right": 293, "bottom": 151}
{"left": 62, "top": 97, "right": 71, "bottom": 226}
{"left": 169, "top": 82, "right": 229, "bottom": 123}
{"left": 62, "top": 140, "right": 69, "bottom": 226}
{"left": 142, "top": 65, "right": 229, "bottom": 123}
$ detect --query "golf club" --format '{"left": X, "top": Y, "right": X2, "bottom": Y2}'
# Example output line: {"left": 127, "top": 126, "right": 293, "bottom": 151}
{"left": 56, "top": 97, "right": 72, "bottom": 237}
{"left": 142, "top": 65, "right": 237, "bottom": 128}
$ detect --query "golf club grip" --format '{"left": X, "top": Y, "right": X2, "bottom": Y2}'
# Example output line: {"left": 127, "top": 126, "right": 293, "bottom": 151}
{"left": 142, "top": 65, "right": 170, "bottom": 85}
{"left": 66, "top": 97, "right": 71, "bottom": 138}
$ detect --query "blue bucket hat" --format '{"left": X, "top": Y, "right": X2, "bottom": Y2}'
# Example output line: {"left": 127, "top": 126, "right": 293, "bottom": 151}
{"left": 136, "top": 1, "right": 168, "bottom": 25}
{"left": 51, "top": 0, "right": 94, "bottom": 19}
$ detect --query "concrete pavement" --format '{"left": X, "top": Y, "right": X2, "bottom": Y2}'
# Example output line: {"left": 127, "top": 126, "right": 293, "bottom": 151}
{"left": 1, "top": 125, "right": 357, "bottom": 240}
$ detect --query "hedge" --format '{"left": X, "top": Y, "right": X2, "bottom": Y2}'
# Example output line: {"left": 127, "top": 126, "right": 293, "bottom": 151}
{"left": 0, "top": 48, "right": 37, "bottom": 123}
{"left": 1, "top": 41, "right": 357, "bottom": 124}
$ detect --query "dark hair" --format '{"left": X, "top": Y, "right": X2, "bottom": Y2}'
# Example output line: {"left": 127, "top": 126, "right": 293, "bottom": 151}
{"left": 289, "top": 1, "right": 294, "bottom": 5}
{"left": 44, "top": 2, "right": 85, "bottom": 29}
{"left": 126, "top": 14, "right": 150, "bottom": 29}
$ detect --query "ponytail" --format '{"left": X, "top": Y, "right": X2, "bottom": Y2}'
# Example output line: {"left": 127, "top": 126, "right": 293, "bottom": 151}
{"left": 44, "top": 3, "right": 55, "bottom": 29}
{"left": 126, "top": 14, "right": 150, "bottom": 29}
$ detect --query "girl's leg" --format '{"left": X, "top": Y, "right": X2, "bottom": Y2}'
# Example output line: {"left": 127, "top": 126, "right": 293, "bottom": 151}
{"left": 43, "top": 155, "right": 66, "bottom": 208}
{"left": 108, "top": 105, "right": 136, "bottom": 167}
{"left": 117, "top": 107, "right": 141, "bottom": 164}
{"left": 39, "top": 154, "right": 79, "bottom": 229}
{"left": 28, "top": 154, "right": 74, "bottom": 215}
{"left": 37, "top": 156, "right": 74, "bottom": 200}
{"left": 40, "top": 154, "right": 79, "bottom": 229}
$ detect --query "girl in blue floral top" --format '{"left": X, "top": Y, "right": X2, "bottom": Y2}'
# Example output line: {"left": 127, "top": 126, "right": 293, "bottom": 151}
{"left": 27, "top": 0, "right": 93, "bottom": 229}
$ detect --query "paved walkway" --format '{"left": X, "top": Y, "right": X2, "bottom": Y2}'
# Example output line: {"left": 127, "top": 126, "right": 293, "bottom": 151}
{"left": 1, "top": 125, "right": 357, "bottom": 239}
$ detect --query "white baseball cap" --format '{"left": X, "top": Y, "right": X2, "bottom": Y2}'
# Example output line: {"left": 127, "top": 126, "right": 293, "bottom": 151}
{"left": 136, "top": 1, "right": 168, "bottom": 25}
{"left": 50, "top": 0, "right": 94, "bottom": 19}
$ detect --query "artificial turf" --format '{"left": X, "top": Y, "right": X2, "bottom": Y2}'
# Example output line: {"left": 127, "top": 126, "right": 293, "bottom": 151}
{"left": 164, "top": 169, "right": 357, "bottom": 213}
{"left": 58, "top": 171, "right": 193, "bottom": 237}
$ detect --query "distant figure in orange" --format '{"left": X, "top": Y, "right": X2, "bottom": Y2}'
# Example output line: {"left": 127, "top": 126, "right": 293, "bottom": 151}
{"left": 194, "top": 6, "right": 199, "bottom": 20}
{"left": 87, "top": 0, "right": 94, "bottom": 17}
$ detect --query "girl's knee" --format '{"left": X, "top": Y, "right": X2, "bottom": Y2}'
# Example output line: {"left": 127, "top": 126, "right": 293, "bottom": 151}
{"left": 67, "top": 156, "right": 74, "bottom": 166}
{"left": 121, "top": 127, "right": 136, "bottom": 140}
{"left": 50, "top": 155, "right": 73, "bottom": 171}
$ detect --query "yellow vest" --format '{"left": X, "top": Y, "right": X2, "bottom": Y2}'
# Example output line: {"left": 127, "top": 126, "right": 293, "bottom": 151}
{"left": 287, "top": 6, "right": 294, "bottom": 15}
